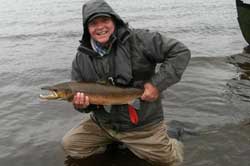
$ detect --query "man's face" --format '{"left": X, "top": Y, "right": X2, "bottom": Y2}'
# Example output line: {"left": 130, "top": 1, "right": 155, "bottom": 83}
{"left": 88, "top": 16, "right": 115, "bottom": 45}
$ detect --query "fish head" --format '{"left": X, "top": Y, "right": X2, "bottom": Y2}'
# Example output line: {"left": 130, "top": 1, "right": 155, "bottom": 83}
{"left": 39, "top": 85, "right": 73, "bottom": 101}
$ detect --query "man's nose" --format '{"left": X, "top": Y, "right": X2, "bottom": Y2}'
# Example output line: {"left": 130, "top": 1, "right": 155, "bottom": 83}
{"left": 95, "top": 22, "right": 104, "bottom": 29}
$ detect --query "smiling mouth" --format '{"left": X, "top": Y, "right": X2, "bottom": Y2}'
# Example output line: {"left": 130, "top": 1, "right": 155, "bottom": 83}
{"left": 96, "top": 31, "right": 108, "bottom": 35}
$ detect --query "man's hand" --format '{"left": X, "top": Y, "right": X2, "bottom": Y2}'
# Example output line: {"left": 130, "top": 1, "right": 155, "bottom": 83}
{"left": 141, "top": 83, "right": 159, "bottom": 102}
{"left": 72, "top": 92, "right": 90, "bottom": 109}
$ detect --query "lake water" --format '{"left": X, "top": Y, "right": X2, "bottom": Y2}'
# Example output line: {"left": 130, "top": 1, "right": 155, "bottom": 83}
{"left": 1, "top": 0, "right": 250, "bottom": 165}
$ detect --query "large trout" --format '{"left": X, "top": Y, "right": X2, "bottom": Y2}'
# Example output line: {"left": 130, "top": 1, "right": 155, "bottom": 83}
{"left": 39, "top": 81, "right": 144, "bottom": 105}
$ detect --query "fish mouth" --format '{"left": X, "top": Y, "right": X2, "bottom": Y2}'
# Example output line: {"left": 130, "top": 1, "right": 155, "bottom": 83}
{"left": 39, "top": 91, "right": 59, "bottom": 100}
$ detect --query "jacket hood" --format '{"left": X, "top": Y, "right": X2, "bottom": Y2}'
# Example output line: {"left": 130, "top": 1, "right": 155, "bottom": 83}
{"left": 81, "top": 0, "right": 127, "bottom": 43}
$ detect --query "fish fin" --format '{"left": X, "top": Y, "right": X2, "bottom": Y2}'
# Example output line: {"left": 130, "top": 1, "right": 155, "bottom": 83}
{"left": 128, "top": 99, "right": 140, "bottom": 110}
{"left": 96, "top": 80, "right": 115, "bottom": 86}
{"left": 128, "top": 105, "right": 139, "bottom": 125}
{"left": 103, "top": 105, "right": 112, "bottom": 113}
{"left": 96, "top": 80, "right": 109, "bottom": 85}
{"left": 66, "top": 95, "right": 74, "bottom": 102}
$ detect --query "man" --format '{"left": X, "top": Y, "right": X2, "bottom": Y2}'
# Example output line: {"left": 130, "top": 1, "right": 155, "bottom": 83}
{"left": 62, "top": 0, "right": 191, "bottom": 166}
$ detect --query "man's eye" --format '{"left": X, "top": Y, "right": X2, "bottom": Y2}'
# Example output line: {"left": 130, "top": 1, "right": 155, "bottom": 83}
{"left": 88, "top": 21, "right": 96, "bottom": 26}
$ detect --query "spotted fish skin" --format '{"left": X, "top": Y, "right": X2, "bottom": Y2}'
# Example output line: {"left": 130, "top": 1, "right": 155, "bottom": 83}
{"left": 40, "top": 81, "right": 143, "bottom": 105}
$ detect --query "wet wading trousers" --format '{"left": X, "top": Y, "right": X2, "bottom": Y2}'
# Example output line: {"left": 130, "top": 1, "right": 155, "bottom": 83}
{"left": 62, "top": 116, "right": 184, "bottom": 166}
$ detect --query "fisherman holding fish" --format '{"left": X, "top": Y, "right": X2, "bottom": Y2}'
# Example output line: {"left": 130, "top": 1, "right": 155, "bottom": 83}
{"left": 61, "top": 0, "right": 191, "bottom": 165}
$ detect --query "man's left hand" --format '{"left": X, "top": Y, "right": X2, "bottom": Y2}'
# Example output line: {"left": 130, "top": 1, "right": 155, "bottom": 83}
{"left": 141, "top": 83, "right": 159, "bottom": 102}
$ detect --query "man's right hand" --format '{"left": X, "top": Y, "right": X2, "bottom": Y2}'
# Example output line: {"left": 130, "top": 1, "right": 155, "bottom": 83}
{"left": 72, "top": 92, "right": 90, "bottom": 109}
